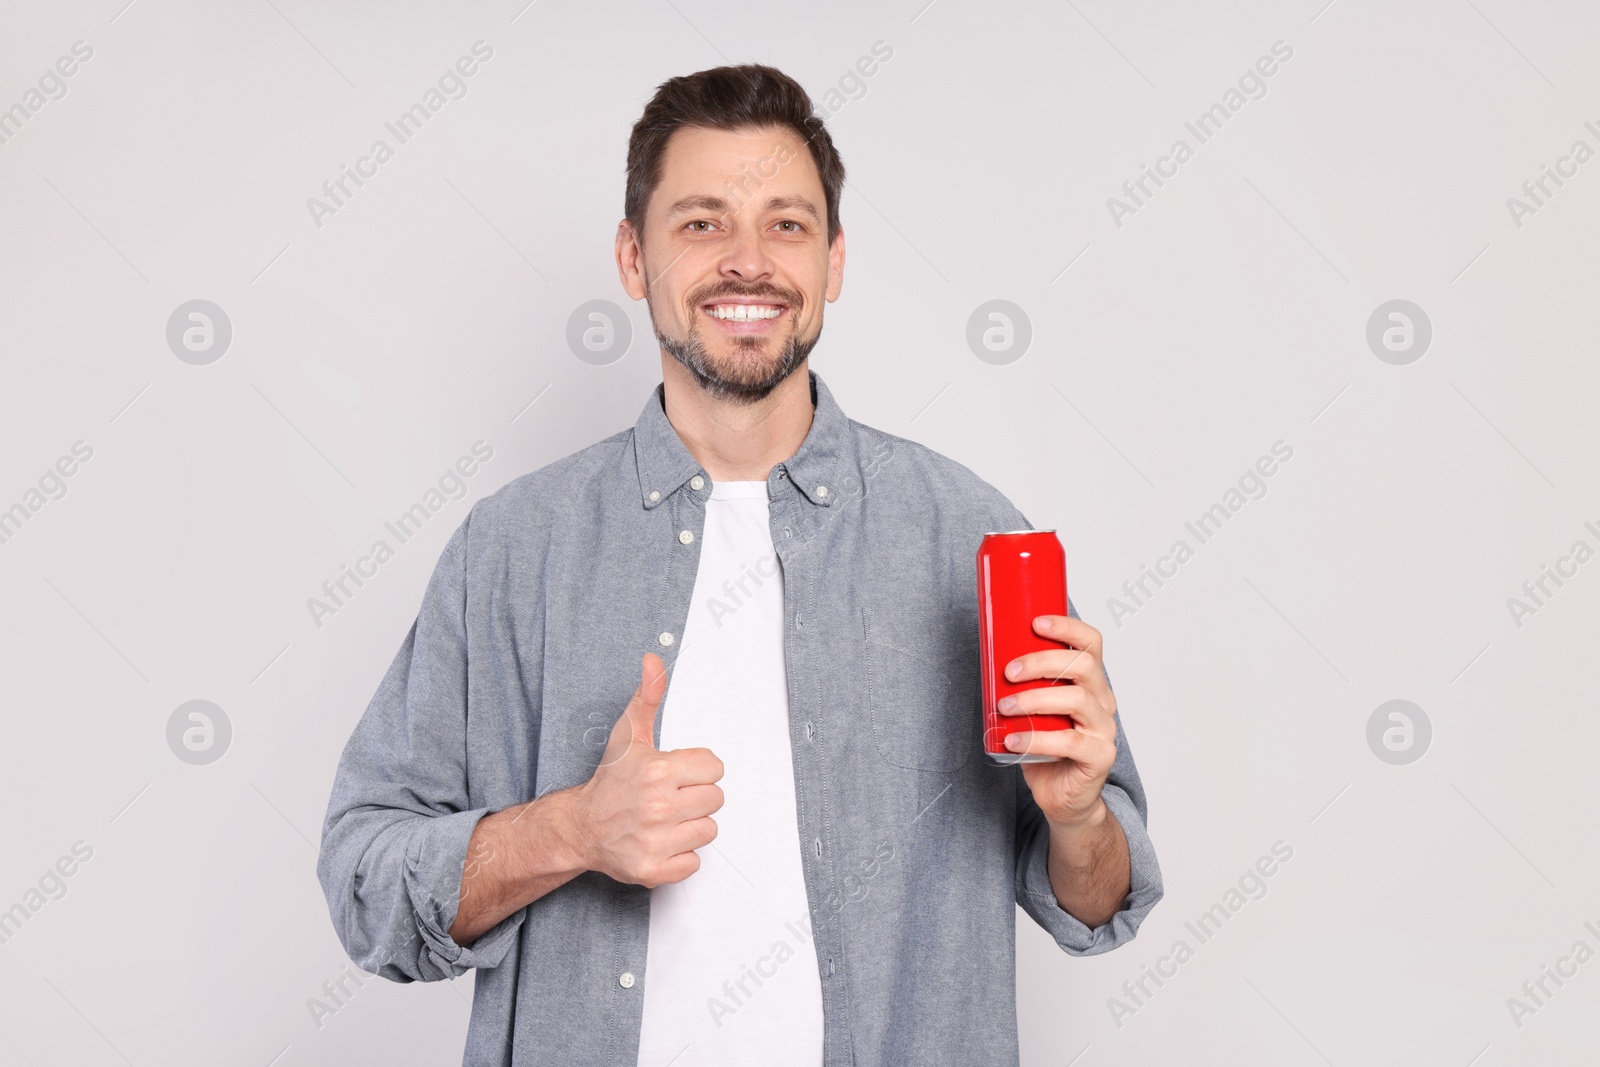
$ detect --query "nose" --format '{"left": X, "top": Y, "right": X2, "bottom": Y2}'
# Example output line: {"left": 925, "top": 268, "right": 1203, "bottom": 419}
{"left": 717, "top": 217, "right": 775, "bottom": 283}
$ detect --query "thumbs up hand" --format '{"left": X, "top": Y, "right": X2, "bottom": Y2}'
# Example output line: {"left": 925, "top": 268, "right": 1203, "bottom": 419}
{"left": 571, "top": 654, "right": 725, "bottom": 888}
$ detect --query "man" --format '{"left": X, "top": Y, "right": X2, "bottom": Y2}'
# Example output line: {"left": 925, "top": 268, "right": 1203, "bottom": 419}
{"left": 318, "top": 64, "right": 1162, "bottom": 1066}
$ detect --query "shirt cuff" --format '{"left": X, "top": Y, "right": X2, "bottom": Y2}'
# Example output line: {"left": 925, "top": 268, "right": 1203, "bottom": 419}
{"left": 1016, "top": 783, "right": 1164, "bottom": 956}
{"left": 397, "top": 808, "right": 526, "bottom": 978}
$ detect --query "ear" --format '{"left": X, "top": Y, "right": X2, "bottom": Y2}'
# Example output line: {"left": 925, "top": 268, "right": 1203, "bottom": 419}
{"left": 616, "top": 218, "right": 648, "bottom": 301}
{"left": 825, "top": 225, "right": 846, "bottom": 303}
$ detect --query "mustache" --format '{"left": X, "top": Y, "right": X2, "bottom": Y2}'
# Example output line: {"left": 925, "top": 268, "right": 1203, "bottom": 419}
{"left": 686, "top": 281, "right": 804, "bottom": 311}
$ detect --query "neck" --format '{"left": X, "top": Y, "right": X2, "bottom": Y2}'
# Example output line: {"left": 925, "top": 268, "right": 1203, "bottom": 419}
{"left": 658, "top": 356, "right": 815, "bottom": 483}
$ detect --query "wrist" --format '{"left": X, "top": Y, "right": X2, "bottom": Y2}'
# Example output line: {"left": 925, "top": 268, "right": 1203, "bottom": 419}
{"left": 536, "top": 786, "right": 593, "bottom": 877}
{"left": 1047, "top": 793, "right": 1109, "bottom": 837}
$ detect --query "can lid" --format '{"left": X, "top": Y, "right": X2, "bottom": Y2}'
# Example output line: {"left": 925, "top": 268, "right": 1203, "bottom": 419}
{"left": 980, "top": 529, "right": 1056, "bottom": 536}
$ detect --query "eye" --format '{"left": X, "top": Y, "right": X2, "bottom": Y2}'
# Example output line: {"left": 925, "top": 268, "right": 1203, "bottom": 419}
{"left": 686, "top": 219, "right": 719, "bottom": 233}
{"left": 774, "top": 220, "right": 803, "bottom": 233}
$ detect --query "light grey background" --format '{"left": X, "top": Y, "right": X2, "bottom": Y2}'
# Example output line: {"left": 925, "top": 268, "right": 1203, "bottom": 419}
{"left": 2, "top": 0, "right": 1596, "bottom": 1064}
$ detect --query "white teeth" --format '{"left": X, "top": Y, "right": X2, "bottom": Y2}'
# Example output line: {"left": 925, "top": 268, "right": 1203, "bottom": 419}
{"left": 707, "top": 304, "right": 782, "bottom": 321}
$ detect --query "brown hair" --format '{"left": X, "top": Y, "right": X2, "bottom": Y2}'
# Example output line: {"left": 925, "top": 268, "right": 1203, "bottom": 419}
{"left": 625, "top": 64, "right": 845, "bottom": 244}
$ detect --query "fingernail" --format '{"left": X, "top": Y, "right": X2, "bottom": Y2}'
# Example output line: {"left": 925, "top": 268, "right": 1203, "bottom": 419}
{"left": 1005, "top": 661, "right": 1020, "bottom": 680}
{"left": 997, "top": 696, "right": 1016, "bottom": 713}
{"left": 1035, "top": 616, "right": 1051, "bottom": 630}
{"left": 1004, "top": 734, "right": 1021, "bottom": 749}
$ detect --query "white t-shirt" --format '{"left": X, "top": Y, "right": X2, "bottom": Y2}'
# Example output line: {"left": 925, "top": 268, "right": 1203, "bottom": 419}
{"left": 636, "top": 480, "right": 824, "bottom": 1066}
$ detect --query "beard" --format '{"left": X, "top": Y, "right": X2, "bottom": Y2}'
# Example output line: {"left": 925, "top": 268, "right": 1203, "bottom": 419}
{"left": 649, "top": 279, "right": 821, "bottom": 404}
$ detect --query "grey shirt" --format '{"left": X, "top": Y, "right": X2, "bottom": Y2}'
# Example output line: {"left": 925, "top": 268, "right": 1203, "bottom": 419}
{"left": 317, "top": 369, "right": 1163, "bottom": 1066}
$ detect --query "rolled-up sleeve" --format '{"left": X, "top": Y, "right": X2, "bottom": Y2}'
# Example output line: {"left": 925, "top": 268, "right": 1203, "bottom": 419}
{"left": 1013, "top": 594, "right": 1164, "bottom": 955}
{"left": 316, "top": 512, "right": 526, "bottom": 982}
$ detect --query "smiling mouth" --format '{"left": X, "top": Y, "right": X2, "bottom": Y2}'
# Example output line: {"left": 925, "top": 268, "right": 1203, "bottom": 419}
{"left": 702, "top": 301, "right": 786, "bottom": 321}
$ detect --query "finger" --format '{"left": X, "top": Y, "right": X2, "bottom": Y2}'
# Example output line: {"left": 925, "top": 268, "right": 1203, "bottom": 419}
{"left": 624, "top": 653, "right": 669, "bottom": 741}
{"left": 1004, "top": 646, "right": 1105, "bottom": 689}
{"left": 995, "top": 682, "right": 1092, "bottom": 720}
{"left": 663, "top": 814, "right": 719, "bottom": 855}
{"left": 673, "top": 783, "right": 725, "bottom": 820}
{"left": 604, "top": 654, "right": 669, "bottom": 764}
{"left": 1033, "top": 615, "right": 1103, "bottom": 655}
{"left": 1005, "top": 725, "right": 1110, "bottom": 764}
{"left": 649, "top": 850, "right": 702, "bottom": 886}
{"left": 997, "top": 686, "right": 1114, "bottom": 737}
{"left": 664, "top": 746, "right": 725, "bottom": 786}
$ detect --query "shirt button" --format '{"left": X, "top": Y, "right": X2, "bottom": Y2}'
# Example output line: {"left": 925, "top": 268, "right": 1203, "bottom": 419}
{"left": 816, "top": 485, "right": 828, "bottom": 498}
{"left": 658, "top": 632, "right": 674, "bottom": 646}
{"left": 648, "top": 490, "right": 660, "bottom": 503}
{"left": 678, "top": 530, "right": 694, "bottom": 544}
{"left": 690, "top": 475, "right": 705, "bottom": 491}
{"left": 619, "top": 971, "right": 635, "bottom": 988}
{"left": 783, "top": 528, "right": 792, "bottom": 538}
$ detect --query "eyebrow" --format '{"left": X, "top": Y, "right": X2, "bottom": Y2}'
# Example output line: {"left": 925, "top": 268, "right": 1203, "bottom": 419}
{"left": 762, "top": 194, "right": 821, "bottom": 223}
{"left": 665, "top": 194, "right": 731, "bottom": 218}
{"left": 664, "top": 193, "right": 822, "bottom": 224}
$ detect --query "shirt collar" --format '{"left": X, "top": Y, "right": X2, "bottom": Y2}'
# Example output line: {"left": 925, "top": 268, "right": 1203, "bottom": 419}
{"left": 632, "top": 368, "right": 849, "bottom": 510}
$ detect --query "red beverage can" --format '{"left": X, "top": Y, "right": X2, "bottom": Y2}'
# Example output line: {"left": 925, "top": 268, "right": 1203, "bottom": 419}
{"left": 977, "top": 530, "right": 1075, "bottom": 763}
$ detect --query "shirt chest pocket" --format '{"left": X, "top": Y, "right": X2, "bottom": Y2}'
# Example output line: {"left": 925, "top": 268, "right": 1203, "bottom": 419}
{"left": 862, "top": 607, "right": 979, "bottom": 772}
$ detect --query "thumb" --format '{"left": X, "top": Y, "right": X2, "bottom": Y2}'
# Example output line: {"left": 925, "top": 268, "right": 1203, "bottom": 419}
{"left": 603, "top": 653, "right": 668, "bottom": 765}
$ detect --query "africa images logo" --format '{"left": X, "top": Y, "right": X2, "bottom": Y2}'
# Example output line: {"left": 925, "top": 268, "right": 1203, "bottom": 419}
{"left": 305, "top": 41, "right": 494, "bottom": 229}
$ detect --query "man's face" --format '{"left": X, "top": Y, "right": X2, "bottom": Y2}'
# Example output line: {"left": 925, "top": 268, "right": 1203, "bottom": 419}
{"left": 619, "top": 124, "right": 844, "bottom": 403}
